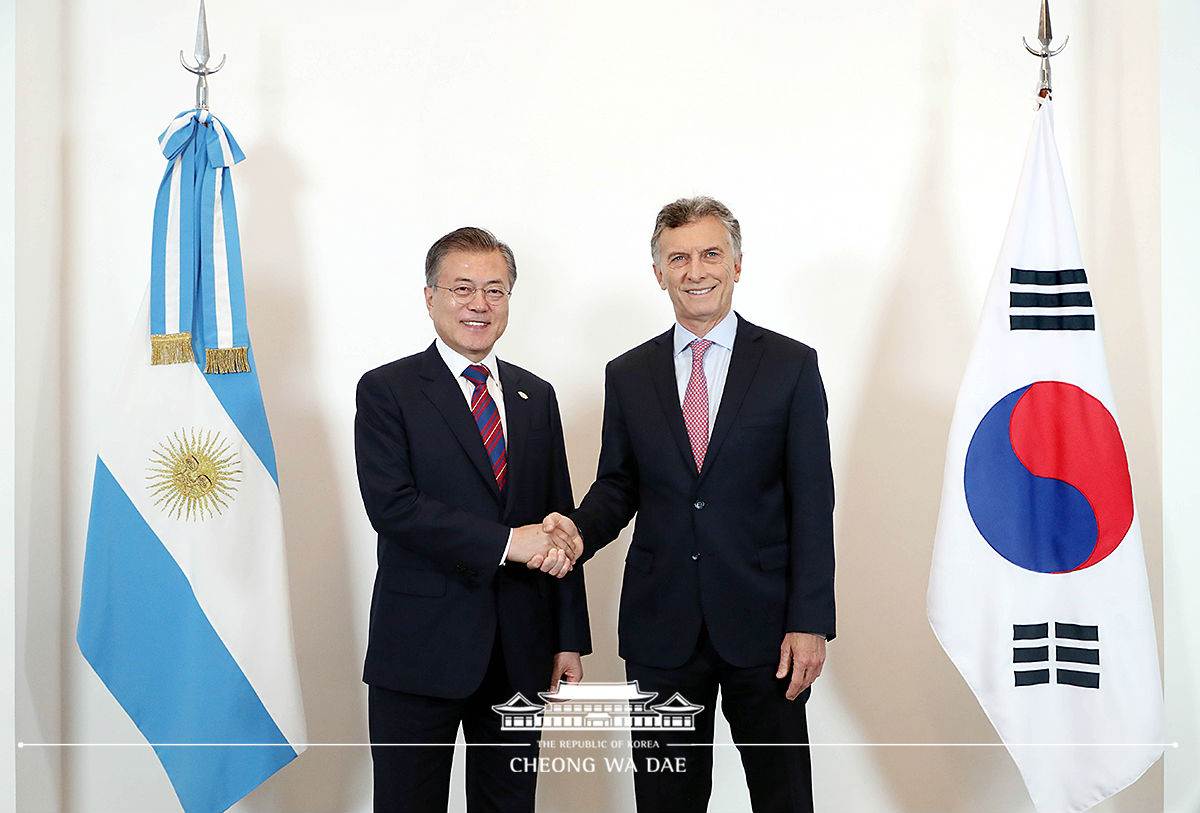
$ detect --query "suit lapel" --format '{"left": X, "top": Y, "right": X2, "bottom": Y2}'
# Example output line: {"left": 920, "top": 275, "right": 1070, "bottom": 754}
{"left": 649, "top": 328, "right": 697, "bottom": 475}
{"left": 497, "top": 360, "right": 529, "bottom": 516}
{"left": 700, "top": 315, "right": 766, "bottom": 484}
{"left": 418, "top": 344, "right": 503, "bottom": 503}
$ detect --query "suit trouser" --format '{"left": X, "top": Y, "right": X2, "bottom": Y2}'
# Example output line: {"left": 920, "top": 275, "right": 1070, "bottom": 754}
{"left": 625, "top": 625, "right": 813, "bottom": 813}
{"left": 369, "top": 639, "right": 539, "bottom": 813}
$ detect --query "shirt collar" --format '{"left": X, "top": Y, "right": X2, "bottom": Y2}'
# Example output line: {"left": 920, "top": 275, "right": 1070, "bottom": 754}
{"left": 435, "top": 337, "right": 502, "bottom": 385}
{"left": 673, "top": 310, "right": 738, "bottom": 357}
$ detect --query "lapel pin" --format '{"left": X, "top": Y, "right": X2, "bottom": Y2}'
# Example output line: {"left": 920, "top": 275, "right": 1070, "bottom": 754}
{"left": 518, "top": 391, "right": 529, "bottom": 400}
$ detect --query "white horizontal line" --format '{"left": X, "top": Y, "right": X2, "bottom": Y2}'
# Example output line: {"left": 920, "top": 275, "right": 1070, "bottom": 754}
{"left": 16, "top": 742, "right": 1179, "bottom": 749}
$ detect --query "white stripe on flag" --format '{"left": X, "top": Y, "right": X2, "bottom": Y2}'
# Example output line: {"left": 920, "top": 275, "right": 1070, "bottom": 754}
{"left": 97, "top": 290, "right": 306, "bottom": 747}
{"left": 158, "top": 113, "right": 192, "bottom": 151}
{"left": 211, "top": 172, "right": 233, "bottom": 348}
{"left": 1009, "top": 283, "right": 1092, "bottom": 294}
{"left": 164, "top": 156, "right": 182, "bottom": 336}
{"left": 211, "top": 120, "right": 235, "bottom": 167}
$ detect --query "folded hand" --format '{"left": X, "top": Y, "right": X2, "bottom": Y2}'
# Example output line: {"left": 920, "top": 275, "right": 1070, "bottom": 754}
{"left": 508, "top": 524, "right": 574, "bottom": 578}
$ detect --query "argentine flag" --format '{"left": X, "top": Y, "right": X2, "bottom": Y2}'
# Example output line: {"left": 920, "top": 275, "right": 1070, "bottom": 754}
{"left": 77, "top": 110, "right": 307, "bottom": 813}
{"left": 927, "top": 100, "right": 1163, "bottom": 812}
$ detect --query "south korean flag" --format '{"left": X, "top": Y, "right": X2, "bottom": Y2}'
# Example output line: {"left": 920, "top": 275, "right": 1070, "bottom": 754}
{"left": 927, "top": 99, "right": 1164, "bottom": 813}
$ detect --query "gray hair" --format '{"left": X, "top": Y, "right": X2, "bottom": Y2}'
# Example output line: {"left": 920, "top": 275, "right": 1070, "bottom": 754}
{"left": 650, "top": 196, "right": 742, "bottom": 265}
{"left": 424, "top": 226, "right": 517, "bottom": 289}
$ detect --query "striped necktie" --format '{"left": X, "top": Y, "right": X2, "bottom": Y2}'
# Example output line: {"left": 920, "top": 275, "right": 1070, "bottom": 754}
{"left": 461, "top": 364, "right": 507, "bottom": 492}
{"left": 682, "top": 339, "right": 713, "bottom": 472}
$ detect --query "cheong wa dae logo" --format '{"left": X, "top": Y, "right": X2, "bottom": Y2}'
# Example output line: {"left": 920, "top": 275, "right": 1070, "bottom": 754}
{"left": 491, "top": 681, "right": 702, "bottom": 731}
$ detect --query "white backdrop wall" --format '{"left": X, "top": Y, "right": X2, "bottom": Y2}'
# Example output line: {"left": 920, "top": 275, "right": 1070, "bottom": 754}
{"left": 2, "top": 0, "right": 16, "bottom": 809}
{"left": 14, "top": 0, "right": 66, "bottom": 810}
{"left": 1160, "top": 0, "right": 1200, "bottom": 810}
{"left": 13, "top": 1, "right": 1178, "bottom": 811}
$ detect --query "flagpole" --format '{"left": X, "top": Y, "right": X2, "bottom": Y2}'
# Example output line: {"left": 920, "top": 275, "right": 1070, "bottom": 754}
{"left": 1023, "top": 0, "right": 1068, "bottom": 99}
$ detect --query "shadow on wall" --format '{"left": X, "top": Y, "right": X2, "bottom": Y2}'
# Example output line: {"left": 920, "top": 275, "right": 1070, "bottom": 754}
{"left": 530, "top": 263, "right": 662, "bottom": 813}
{"left": 17, "top": 151, "right": 69, "bottom": 813}
{"left": 825, "top": 82, "right": 1014, "bottom": 811}
{"left": 1078, "top": 11, "right": 1165, "bottom": 812}
{"left": 234, "top": 41, "right": 364, "bottom": 812}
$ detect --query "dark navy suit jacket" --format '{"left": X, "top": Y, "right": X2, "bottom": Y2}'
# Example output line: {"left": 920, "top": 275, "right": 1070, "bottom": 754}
{"left": 355, "top": 343, "right": 591, "bottom": 699}
{"left": 571, "top": 315, "right": 834, "bottom": 670}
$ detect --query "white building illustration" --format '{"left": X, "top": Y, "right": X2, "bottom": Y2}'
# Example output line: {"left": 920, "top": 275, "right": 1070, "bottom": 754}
{"left": 491, "top": 681, "right": 702, "bottom": 731}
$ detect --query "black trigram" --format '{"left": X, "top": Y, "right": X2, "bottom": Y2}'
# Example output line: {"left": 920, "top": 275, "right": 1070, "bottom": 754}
{"left": 1013, "top": 622, "right": 1100, "bottom": 689}
{"left": 1008, "top": 268, "right": 1096, "bottom": 331}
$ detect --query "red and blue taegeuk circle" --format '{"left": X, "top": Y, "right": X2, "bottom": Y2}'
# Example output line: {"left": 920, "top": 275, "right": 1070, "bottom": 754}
{"left": 963, "top": 381, "right": 1134, "bottom": 573}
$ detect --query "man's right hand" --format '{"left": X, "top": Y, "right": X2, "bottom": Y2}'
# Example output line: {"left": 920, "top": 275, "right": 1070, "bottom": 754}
{"left": 508, "top": 524, "right": 575, "bottom": 578}
{"left": 542, "top": 512, "right": 584, "bottom": 559}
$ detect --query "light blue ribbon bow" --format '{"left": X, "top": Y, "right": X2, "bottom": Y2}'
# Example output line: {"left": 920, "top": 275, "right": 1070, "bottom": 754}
{"left": 150, "top": 109, "right": 250, "bottom": 373}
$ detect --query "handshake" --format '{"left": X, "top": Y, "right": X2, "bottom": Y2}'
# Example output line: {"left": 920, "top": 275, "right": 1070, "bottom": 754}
{"left": 507, "top": 512, "right": 583, "bottom": 578}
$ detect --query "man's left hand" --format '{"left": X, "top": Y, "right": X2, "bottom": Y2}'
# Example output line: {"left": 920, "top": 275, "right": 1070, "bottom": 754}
{"left": 776, "top": 632, "right": 825, "bottom": 701}
{"left": 550, "top": 651, "right": 583, "bottom": 694}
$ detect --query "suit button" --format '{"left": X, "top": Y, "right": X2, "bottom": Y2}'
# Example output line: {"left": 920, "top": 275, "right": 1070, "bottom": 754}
{"left": 692, "top": 553, "right": 701, "bottom": 561}
{"left": 694, "top": 500, "right": 706, "bottom": 510}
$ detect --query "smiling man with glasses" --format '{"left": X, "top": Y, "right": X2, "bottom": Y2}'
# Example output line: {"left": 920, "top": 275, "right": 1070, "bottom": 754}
{"left": 354, "top": 226, "right": 591, "bottom": 813}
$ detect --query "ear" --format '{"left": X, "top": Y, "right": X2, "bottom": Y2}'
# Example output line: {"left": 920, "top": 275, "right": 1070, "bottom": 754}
{"left": 652, "top": 264, "right": 667, "bottom": 291}
{"left": 424, "top": 286, "right": 434, "bottom": 315}
{"left": 733, "top": 253, "right": 742, "bottom": 283}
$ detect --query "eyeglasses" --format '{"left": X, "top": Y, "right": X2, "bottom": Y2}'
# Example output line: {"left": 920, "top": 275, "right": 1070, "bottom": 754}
{"left": 433, "top": 284, "right": 512, "bottom": 304}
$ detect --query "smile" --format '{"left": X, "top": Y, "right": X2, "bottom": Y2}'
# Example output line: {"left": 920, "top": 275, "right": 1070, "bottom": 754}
{"left": 684, "top": 286, "right": 716, "bottom": 296}
{"left": 461, "top": 320, "right": 490, "bottom": 327}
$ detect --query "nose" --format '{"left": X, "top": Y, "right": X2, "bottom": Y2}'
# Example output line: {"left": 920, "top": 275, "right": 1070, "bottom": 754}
{"left": 465, "top": 289, "right": 490, "bottom": 309}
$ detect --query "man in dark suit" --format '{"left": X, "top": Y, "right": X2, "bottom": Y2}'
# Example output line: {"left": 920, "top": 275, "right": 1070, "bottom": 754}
{"left": 544, "top": 197, "right": 835, "bottom": 813}
{"left": 355, "top": 226, "right": 591, "bottom": 813}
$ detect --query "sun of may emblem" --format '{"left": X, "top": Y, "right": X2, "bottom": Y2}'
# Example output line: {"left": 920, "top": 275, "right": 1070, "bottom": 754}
{"left": 146, "top": 428, "right": 242, "bottom": 521}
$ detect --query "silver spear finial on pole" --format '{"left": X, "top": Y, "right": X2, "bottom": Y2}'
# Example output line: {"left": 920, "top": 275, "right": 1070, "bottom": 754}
{"left": 1023, "top": 0, "right": 1068, "bottom": 98}
{"left": 193, "top": 0, "right": 211, "bottom": 66}
{"left": 179, "top": 0, "right": 226, "bottom": 110}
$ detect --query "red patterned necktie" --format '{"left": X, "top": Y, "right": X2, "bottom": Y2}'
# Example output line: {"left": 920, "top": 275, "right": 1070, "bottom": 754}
{"left": 682, "top": 339, "right": 713, "bottom": 472}
{"left": 461, "top": 364, "right": 507, "bottom": 491}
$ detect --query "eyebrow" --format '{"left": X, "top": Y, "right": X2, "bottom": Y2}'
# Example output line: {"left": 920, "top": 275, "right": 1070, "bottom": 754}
{"left": 671, "top": 246, "right": 723, "bottom": 255}
{"left": 451, "top": 276, "right": 508, "bottom": 286}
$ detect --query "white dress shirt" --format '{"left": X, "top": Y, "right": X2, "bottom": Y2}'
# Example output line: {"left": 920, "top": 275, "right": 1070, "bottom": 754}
{"left": 672, "top": 309, "right": 738, "bottom": 436}
{"left": 434, "top": 338, "right": 512, "bottom": 563}
{"left": 435, "top": 338, "right": 508, "bottom": 439}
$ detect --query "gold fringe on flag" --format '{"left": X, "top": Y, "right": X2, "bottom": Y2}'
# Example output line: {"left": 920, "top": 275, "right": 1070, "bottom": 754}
{"left": 151, "top": 332, "right": 193, "bottom": 365}
{"left": 204, "top": 346, "right": 250, "bottom": 374}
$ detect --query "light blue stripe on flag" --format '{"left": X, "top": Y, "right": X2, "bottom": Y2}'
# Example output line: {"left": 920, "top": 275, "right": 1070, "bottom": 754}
{"left": 77, "top": 459, "right": 296, "bottom": 813}
{"left": 188, "top": 330, "right": 277, "bottom": 485}
{"left": 199, "top": 159, "right": 220, "bottom": 351}
{"left": 149, "top": 158, "right": 174, "bottom": 336}
{"left": 219, "top": 172, "right": 249, "bottom": 348}
{"left": 159, "top": 110, "right": 196, "bottom": 156}
{"left": 178, "top": 134, "right": 199, "bottom": 331}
